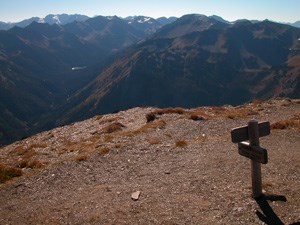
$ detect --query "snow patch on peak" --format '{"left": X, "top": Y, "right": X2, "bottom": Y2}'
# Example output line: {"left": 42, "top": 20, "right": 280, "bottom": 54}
{"left": 52, "top": 15, "right": 61, "bottom": 24}
{"left": 138, "top": 17, "right": 152, "bottom": 24}
{"left": 38, "top": 18, "right": 45, "bottom": 23}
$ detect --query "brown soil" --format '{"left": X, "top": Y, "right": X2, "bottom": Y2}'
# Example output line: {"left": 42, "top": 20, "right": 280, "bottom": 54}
{"left": 0, "top": 98, "right": 299, "bottom": 224}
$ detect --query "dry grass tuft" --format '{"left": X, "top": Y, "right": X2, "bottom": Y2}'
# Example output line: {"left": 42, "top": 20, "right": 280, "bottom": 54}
{"left": 75, "top": 153, "right": 88, "bottom": 162}
{"left": 94, "top": 115, "right": 103, "bottom": 120}
{"left": 11, "top": 145, "right": 44, "bottom": 169}
{"left": 211, "top": 106, "right": 227, "bottom": 115}
{"left": 13, "top": 143, "right": 47, "bottom": 156}
{"left": 225, "top": 108, "right": 259, "bottom": 119}
{"left": 188, "top": 108, "right": 210, "bottom": 120}
{"left": 114, "top": 143, "right": 123, "bottom": 148}
{"left": 0, "top": 164, "right": 22, "bottom": 183}
{"left": 74, "top": 146, "right": 110, "bottom": 161}
{"left": 146, "top": 107, "right": 186, "bottom": 122}
{"left": 146, "top": 137, "right": 161, "bottom": 145}
{"left": 190, "top": 114, "right": 205, "bottom": 121}
{"left": 147, "top": 107, "right": 210, "bottom": 122}
{"left": 251, "top": 99, "right": 263, "bottom": 106}
{"left": 102, "top": 122, "right": 125, "bottom": 133}
{"left": 28, "top": 143, "right": 48, "bottom": 149}
{"left": 104, "top": 134, "right": 114, "bottom": 142}
{"left": 262, "top": 181, "right": 275, "bottom": 194}
{"left": 100, "top": 116, "right": 123, "bottom": 124}
{"left": 271, "top": 113, "right": 300, "bottom": 130}
{"left": 140, "top": 119, "right": 166, "bottom": 131}
{"left": 122, "top": 119, "right": 166, "bottom": 137}
{"left": 17, "top": 159, "right": 44, "bottom": 169}
{"left": 28, "top": 160, "right": 44, "bottom": 169}
{"left": 155, "top": 107, "right": 186, "bottom": 115}
{"left": 262, "top": 181, "right": 274, "bottom": 189}
{"left": 14, "top": 143, "right": 46, "bottom": 156}
{"left": 175, "top": 140, "right": 187, "bottom": 148}
{"left": 58, "top": 140, "right": 79, "bottom": 154}
{"left": 98, "top": 147, "right": 110, "bottom": 154}
{"left": 86, "top": 135, "right": 101, "bottom": 143}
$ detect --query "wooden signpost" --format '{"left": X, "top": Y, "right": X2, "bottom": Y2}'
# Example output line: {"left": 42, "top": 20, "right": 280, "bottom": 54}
{"left": 231, "top": 120, "right": 270, "bottom": 198}
{"left": 231, "top": 121, "right": 270, "bottom": 143}
{"left": 238, "top": 142, "right": 268, "bottom": 164}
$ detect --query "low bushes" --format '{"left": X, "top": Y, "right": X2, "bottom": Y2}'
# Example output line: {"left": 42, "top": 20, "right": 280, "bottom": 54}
{"left": 146, "top": 107, "right": 208, "bottom": 122}
{"left": 0, "top": 164, "right": 22, "bottom": 183}
{"left": 102, "top": 122, "right": 125, "bottom": 133}
{"left": 271, "top": 113, "right": 300, "bottom": 130}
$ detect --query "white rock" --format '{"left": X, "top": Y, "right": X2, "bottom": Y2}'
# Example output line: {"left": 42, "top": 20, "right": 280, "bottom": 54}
{"left": 131, "top": 191, "right": 141, "bottom": 201}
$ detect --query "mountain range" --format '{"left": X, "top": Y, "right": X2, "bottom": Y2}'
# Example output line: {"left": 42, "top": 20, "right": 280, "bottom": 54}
{"left": 0, "top": 15, "right": 176, "bottom": 145}
{"left": 0, "top": 14, "right": 89, "bottom": 30}
{"left": 58, "top": 15, "right": 300, "bottom": 123}
{"left": 0, "top": 13, "right": 300, "bottom": 145}
{"left": 1, "top": 14, "right": 300, "bottom": 30}
{"left": 0, "top": 14, "right": 178, "bottom": 30}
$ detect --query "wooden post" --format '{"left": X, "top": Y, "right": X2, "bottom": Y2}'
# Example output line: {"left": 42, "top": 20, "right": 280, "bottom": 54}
{"left": 231, "top": 120, "right": 269, "bottom": 199}
{"left": 248, "top": 120, "right": 263, "bottom": 198}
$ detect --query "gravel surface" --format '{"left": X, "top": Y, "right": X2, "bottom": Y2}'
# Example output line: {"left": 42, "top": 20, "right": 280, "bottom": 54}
{"left": 0, "top": 98, "right": 299, "bottom": 224}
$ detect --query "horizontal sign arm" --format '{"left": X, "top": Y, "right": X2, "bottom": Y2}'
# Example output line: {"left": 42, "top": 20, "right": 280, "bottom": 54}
{"left": 238, "top": 142, "right": 268, "bottom": 164}
{"left": 231, "top": 121, "right": 270, "bottom": 143}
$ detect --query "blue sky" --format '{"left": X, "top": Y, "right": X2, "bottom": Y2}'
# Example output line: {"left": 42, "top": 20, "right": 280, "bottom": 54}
{"left": 0, "top": 0, "right": 299, "bottom": 23}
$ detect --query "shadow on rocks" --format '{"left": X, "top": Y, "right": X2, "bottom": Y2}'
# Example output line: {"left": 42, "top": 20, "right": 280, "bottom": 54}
{"left": 255, "top": 194, "right": 299, "bottom": 225}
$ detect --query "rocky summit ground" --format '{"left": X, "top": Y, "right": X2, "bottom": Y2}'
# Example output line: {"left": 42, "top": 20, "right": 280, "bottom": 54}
{"left": 0, "top": 98, "right": 299, "bottom": 225}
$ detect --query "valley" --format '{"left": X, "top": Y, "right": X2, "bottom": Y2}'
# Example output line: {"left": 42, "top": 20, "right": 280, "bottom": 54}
{"left": 0, "top": 14, "right": 299, "bottom": 146}
{"left": 0, "top": 10, "right": 299, "bottom": 224}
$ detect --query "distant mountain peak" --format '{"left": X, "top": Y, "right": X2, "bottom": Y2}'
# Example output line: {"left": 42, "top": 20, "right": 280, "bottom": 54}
{"left": 125, "top": 16, "right": 155, "bottom": 23}
{"left": 38, "top": 18, "right": 45, "bottom": 23}
{"left": 52, "top": 15, "right": 61, "bottom": 24}
{"left": 152, "top": 13, "right": 224, "bottom": 39}
{"left": 209, "top": 15, "right": 230, "bottom": 24}
{"left": 0, "top": 14, "right": 89, "bottom": 30}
